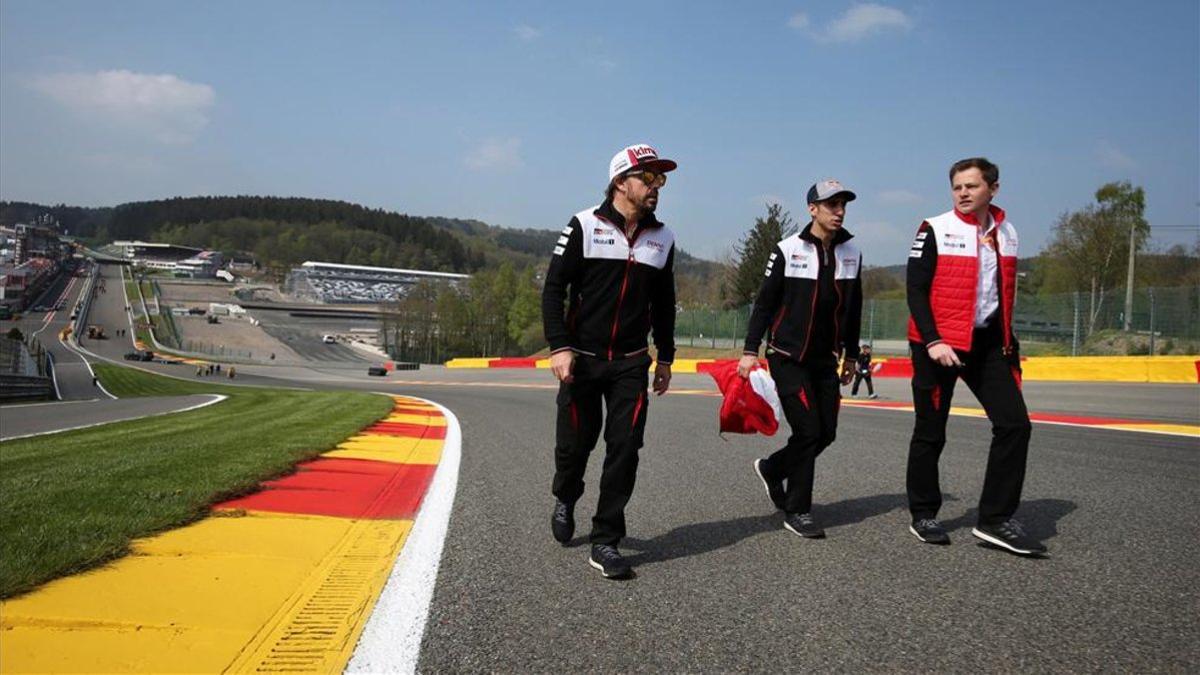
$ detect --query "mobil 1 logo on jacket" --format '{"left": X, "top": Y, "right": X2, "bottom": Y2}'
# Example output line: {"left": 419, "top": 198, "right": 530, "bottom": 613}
{"left": 579, "top": 212, "right": 674, "bottom": 269}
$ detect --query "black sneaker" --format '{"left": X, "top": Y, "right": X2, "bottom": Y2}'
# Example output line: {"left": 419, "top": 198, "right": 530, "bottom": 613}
{"left": 551, "top": 499, "right": 574, "bottom": 544}
{"left": 589, "top": 544, "right": 632, "bottom": 579}
{"left": 783, "top": 512, "right": 825, "bottom": 539}
{"left": 753, "top": 458, "right": 785, "bottom": 510}
{"left": 910, "top": 518, "right": 951, "bottom": 545}
{"left": 972, "top": 519, "right": 1047, "bottom": 556}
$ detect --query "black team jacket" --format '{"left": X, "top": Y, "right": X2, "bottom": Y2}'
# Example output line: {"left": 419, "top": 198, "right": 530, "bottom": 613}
{"left": 743, "top": 223, "right": 863, "bottom": 363}
{"left": 542, "top": 199, "right": 677, "bottom": 364}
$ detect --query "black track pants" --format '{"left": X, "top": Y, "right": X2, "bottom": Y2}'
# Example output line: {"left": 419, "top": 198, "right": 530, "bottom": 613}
{"left": 551, "top": 354, "right": 650, "bottom": 545}
{"left": 851, "top": 371, "right": 874, "bottom": 396}
{"left": 762, "top": 355, "right": 841, "bottom": 515}
{"left": 906, "top": 326, "right": 1032, "bottom": 525}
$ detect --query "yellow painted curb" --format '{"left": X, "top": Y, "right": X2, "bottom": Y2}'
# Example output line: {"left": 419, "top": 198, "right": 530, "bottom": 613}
{"left": 384, "top": 412, "right": 447, "bottom": 425}
{"left": 0, "top": 395, "right": 445, "bottom": 674}
{"left": 0, "top": 513, "right": 412, "bottom": 673}
{"left": 444, "top": 357, "right": 493, "bottom": 368}
{"left": 669, "top": 359, "right": 704, "bottom": 373}
{"left": 1020, "top": 355, "right": 1198, "bottom": 383}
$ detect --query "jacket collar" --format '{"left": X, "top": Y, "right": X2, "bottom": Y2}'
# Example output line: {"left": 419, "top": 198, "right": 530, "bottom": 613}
{"left": 594, "top": 198, "right": 663, "bottom": 235}
{"left": 952, "top": 203, "right": 1006, "bottom": 227}
{"left": 798, "top": 221, "right": 854, "bottom": 247}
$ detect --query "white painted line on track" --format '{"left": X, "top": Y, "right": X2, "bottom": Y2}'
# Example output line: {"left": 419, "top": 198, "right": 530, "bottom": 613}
{"left": 48, "top": 352, "right": 62, "bottom": 400}
{"left": 347, "top": 395, "right": 462, "bottom": 674}
{"left": 60, "top": 336, "right": 116, "bottom": 400}
{"left": 1, "top": 394, "right": 228, "bottom": 441}
{"left": 838, "top": 399, "right": 1200, "bottom": 438}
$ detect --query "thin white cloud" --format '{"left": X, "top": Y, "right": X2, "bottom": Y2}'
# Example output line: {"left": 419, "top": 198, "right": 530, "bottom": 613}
{"left": 514, "top": 24, "right": 542, "bottom": 41}
{"left": 465, "top": 137, "right": 524, "bottom": 171}
{"left": 853, "top": 220, "right": 916, "bottom": 264}
{"left": 1096, "top": 140, "right": 1138, "bottom": 171}
{"left": 31, "top": 69, "right": 215, "bottom": 144}
{"left": 585, "top": 56, "right": 617, "bottom": 74}
{"left": 877, "top": 188, "right": 923, "bottom": 205}
{"left": 80, "top": 153, "right": 162, "bottom": 173}
{"left": 787, "top": 13, "right": 810, "bottom": 30}
{"left": 789, "top": 3, "right": 913, "bottom": 43}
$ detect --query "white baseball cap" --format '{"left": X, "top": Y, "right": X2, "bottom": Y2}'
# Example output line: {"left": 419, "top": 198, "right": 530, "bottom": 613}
{"left": 608, "top": 143, "right": 678, "bottom": 183}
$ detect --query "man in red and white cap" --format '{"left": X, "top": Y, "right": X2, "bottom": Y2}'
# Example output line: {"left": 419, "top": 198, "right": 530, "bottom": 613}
{"left": 905, "top": 157, "right": 1043, "bottom": 556}
{"left": 541, "top": 143, "right": 678, "bottom": 579}
{"left": 738, "top": 179, "right": 864, "bottom": 540}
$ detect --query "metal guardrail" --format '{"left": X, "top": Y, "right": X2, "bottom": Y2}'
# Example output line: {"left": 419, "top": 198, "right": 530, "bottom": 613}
{"left": 72, "top": 261, "right": 100, "bottom": 340}
{"left": 0, "top": 373, "right": 55, "bottom": 402}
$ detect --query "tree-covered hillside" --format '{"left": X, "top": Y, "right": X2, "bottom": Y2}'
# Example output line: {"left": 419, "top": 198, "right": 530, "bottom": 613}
{"left": 0, "top": 197, "right": 728, "bottom": 304}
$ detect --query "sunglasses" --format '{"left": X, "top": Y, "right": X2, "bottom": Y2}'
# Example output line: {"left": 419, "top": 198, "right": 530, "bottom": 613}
{"left": 624, "top": 171, "right": 667, "bottom": 188}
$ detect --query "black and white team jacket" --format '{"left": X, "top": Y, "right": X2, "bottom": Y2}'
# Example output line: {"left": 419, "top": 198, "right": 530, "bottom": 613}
{"left": 541, "top": 199, "right": 677, "bottom": 365}
{"left": 743, "top": 223, "right": 863, "bottom": 363}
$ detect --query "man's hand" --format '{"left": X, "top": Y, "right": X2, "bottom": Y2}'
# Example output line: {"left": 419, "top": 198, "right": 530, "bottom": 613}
{"left": 840, "top": 357, "right": 855, "bottom": 385}
{"left": 550, "top": 350, "right": 575, "bottom": 383}
{"left": 736, "top": 354, "right": 759, "bottom": 379}
{"left": 652, "top": 363, "right": 672, "bottom": 395}
{"left": 927, "top": 342, "right": 963, "bottom": 368}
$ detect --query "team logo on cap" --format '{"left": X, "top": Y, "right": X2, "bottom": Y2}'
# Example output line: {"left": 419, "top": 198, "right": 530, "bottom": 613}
{"left": 628, "top": 145, "right": 658, "bottom": 161}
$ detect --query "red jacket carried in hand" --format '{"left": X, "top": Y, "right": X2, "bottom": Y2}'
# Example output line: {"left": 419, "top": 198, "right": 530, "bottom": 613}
{"left": 708, "top": 360, "right": 783, "bottom": 436}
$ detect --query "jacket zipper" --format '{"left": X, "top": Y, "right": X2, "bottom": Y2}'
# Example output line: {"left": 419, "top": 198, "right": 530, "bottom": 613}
{"left": 994, "top": 229, "right": 1012, "bottom": 354}
{"left": 831, "top": 250, "right": 844, "bottom": 355}
{"left": 797, "top": 243, "right": 822, "bottom": 361}
{"left": 607, "top": 223, "right": 639, "bottom": 359}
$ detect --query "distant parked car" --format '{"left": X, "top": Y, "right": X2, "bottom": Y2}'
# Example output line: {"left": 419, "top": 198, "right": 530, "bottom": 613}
{"left": 367, "top": 366, "right": 388, "bottom": 377}
{"left": 322, "top": 334, "right": 336, "bottom": 344}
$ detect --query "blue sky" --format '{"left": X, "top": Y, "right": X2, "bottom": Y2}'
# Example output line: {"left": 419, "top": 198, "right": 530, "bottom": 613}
{"left": 1, "top": 1, "right": 1196, "bottom": 265}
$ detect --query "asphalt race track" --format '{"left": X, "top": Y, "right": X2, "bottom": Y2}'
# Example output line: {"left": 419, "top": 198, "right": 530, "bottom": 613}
{"left": 406, "top": 379, "right": 1198, "bottom": 672}
{"left": 17, "top": 261, "right": 1200, "bottom": 671}
{"left": 12, "top": 266, "right": 101, "bottom": 400}
{"left": 0, "top": 395, "right": 220, "bottom": 440}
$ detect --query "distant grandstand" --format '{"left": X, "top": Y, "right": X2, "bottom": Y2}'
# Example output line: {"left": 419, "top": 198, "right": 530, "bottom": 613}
{"left": 285, "top": 261, "right": 470, "bottom": 304}
{"left": 112, "top": 240, "right": 225, "bottom": 278}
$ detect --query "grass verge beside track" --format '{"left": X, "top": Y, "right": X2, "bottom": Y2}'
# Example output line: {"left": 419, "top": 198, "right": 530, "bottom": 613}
{"left": 0, "top": 363, "right": 393, "bottom": 598}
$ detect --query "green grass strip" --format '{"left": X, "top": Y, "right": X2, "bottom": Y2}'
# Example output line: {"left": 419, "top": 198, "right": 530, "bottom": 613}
{"left": 0, "top": 363, "right": 394, "bottom": 598}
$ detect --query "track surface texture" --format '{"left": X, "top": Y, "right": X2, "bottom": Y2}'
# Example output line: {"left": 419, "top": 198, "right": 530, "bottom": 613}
{"left": 403, "top": 380, "right": 1198, "bottom": 673}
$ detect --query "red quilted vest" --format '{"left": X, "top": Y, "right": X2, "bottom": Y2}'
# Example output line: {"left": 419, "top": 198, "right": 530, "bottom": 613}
{"left": 907, "top": 206, "right": 1018, "bottom": 352}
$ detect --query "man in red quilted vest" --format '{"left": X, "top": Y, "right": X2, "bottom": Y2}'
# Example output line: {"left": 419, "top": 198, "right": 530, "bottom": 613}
{"left": 905, "top": 157, "right": 1044, "bottom": 556}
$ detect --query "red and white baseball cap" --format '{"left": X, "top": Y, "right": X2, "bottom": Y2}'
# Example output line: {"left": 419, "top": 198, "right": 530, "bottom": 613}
{"left": 608, "top": 143, "right": 678, "bottom": 183}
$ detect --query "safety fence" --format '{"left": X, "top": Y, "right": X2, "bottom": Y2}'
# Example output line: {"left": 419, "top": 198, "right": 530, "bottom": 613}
{"left": 180, "top": 340, "right": 254, "bottom": 360}
{"left": 675, "top": 286, "right": 1199, "bottom": 356}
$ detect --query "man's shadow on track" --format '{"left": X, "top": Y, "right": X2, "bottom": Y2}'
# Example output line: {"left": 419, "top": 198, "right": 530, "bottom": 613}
{"left": 939, "top": 498, "right": 1077, "bottom": 542}
{"left": 620, "top": 492, "right": 910, "bottom": 567}
{"left": 619, "top": 496, "right": 1076, "bottom": 567}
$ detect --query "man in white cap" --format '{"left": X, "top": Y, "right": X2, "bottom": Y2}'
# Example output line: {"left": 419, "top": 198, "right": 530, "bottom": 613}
{"left": 738, "top": 179, "right": 863, "bottom": 539}
{"left": 541, "top": 143, "right": 678, "bottom": 579}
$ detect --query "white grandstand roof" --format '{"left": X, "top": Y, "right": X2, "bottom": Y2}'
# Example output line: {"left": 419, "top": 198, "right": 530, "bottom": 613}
{"left": 300, "top": 260, "right": 469, "bottom": 280}
{"left": 113, "top": 240, "right": 201, "bottom": 250}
